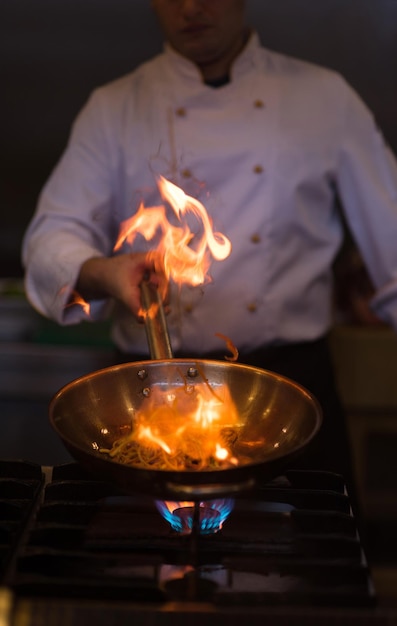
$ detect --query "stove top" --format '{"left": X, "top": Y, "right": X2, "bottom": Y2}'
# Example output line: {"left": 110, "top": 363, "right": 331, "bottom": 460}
{"left": 0, "top": 459, "right": 390, "bottom": 625}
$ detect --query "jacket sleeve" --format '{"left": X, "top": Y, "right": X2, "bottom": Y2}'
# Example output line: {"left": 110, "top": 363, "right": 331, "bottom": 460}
{"left": 334, "top": 80, "right": 397, "bottom": 330}
{"left": 22, "top": 89, "right": 120, "bottom": 325}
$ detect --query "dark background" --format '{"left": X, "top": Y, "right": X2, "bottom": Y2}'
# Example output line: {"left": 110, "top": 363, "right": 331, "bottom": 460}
{"left": 2, "top": 0, "right": 397, "bottom": 278}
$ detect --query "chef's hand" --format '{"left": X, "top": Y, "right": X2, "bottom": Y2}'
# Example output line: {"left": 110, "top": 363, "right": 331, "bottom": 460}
{"left": 75, "top": 252, "right": 165, "bottom": 319}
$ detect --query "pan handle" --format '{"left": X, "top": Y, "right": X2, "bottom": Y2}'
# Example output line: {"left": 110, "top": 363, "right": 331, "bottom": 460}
{"left": 165, "top": 477, "right": 256, "bottom": 499}
{"left": 140, "top": 279, "right": 173, "bottom": 360}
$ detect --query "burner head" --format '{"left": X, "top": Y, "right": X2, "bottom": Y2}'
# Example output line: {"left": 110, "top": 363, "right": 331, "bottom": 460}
{"left": 155, "top": 499, "right": 234, "bottom": 534}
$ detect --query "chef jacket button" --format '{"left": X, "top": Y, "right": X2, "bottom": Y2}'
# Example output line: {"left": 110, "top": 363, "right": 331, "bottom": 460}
{"left": 247, "top": 303, "right": 257, "bottom": 313}
{"left": 253, "top": 99, "right": 265, "bottom": 108}
{"left": 184, "top": 303, "right": 193, "bottom": 314}
{"left": 253, "top": 164, "right": 264, "bottom": 174}
{"left": 175, "top": 107, "right": 187, "bottom": 117}
{"left": 181, "top": 168, "right": 192, "bottom": 178}
{"left": 250, "top": 233, "right": 261, "bottom": 244}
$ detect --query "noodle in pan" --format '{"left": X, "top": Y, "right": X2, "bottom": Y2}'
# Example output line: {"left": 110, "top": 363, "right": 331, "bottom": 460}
{"left": 99, "top": 382, "right": 242, "bottom": 471}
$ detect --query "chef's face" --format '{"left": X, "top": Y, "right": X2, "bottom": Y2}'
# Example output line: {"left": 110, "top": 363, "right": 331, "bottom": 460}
{"left": 151, "top": 0, "right": 247, "bottom": 77}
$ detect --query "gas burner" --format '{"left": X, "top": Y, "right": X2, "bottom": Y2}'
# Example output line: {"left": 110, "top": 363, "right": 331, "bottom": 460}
{"left": 155, "top": 499, "right": 235, "bottom": 534}
{"left": 0, "top": 461, "right": 377, "bottom": 618}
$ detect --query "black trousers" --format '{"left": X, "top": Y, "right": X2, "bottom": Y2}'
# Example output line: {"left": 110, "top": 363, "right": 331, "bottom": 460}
{"left": 116, "top": 336, "right": 357, "bottom": 513}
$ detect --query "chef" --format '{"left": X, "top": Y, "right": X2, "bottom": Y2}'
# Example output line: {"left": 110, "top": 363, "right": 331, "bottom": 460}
{"left": 22, "top": 0, "right": 397, "bottom": 501}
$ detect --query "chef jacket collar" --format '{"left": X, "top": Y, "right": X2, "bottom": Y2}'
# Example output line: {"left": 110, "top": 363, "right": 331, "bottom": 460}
{"left": 163, "top": 30, "right": 262, "bottom": 85}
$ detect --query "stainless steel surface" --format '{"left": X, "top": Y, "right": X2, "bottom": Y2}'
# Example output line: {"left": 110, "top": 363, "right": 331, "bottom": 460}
{"left": 140, "top": 280, "right": 173, "bottom": 360}
{"left": 49, "top": 359, "right": 322, "bottom": 500}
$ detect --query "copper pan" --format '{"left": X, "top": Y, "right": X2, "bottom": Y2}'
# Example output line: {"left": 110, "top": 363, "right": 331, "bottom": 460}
{"left": 49, "top": 283, "right": 322, "bottom": 500}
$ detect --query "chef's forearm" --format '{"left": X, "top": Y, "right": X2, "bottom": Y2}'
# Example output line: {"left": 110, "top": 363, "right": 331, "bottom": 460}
{"left": 76, "top": 256, "right": 113, "bottom": 301}
{"left": 75, "top": 253, "right": 160, "bottom": 318}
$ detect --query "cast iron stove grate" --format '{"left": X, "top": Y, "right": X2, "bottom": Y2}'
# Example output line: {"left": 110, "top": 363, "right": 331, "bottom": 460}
{"left": 0, "top": 460, "right": 376, "bottom": 609}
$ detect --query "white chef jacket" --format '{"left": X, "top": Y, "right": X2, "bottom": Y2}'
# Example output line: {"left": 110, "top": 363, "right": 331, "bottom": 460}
{"left": 22, "top": 33, "right": 397, "bottom": 356}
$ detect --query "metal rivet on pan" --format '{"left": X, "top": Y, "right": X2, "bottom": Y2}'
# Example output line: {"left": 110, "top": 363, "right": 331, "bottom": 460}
{"left": 142, "top": 387, "right": 151, "bottom": 397}
{"left": 137, "top": 369, "right": 148, "bottom": 380}
{"left": 187, "top": 367, "right": 198, "bottom": 378}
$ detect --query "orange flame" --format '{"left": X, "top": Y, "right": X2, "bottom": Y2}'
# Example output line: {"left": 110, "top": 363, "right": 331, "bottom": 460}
{"left": 62, "top": 287, "right": 91, "bottom": 317}
{"left": 106, "top": 179, "right": 241, "bottom": 473}
{"left": 215, "top": 443, "right": 229, "bottom": 461}
{"left": 215, "top": 332, "right": 239, "bottom": 362}
{"left": 114, "top": 176, "right": 231, "bottom": 287}
{"left": 137, "top": 425, "right": 172, "bottom": 454}
{"left": 162, "top": 501, "right": 193, "bottom": 514}
{"left": 128, "top": 381, "right": 240, "bottom": 469}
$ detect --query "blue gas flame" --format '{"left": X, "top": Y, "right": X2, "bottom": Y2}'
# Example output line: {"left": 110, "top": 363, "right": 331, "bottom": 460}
{"left": 155, "top": 499, "right": 235, "bottom": 534}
